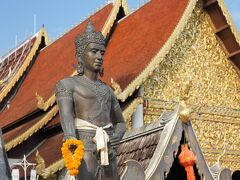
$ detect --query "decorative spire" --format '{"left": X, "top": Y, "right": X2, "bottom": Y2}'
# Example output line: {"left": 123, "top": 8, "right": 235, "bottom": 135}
{"left": 35, "top": 150, "right": 46, "bottom": 175}
{"left": 35, "top": 92, "right": 46, "bottom": 110}
{"left": 178, "top": 76, "right": 192, "bottom": 123}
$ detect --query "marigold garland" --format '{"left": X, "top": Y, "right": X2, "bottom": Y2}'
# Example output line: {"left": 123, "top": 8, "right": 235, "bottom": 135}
{"left": 61, "top": 139, "right": 84, "bottom": 176}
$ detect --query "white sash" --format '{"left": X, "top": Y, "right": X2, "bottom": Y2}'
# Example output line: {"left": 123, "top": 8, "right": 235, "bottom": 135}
{"left": 75, "top": 118, "right": 113, "bottom": 166}
{"left": 64, "top": 171, "right": 76, "bottom": 180}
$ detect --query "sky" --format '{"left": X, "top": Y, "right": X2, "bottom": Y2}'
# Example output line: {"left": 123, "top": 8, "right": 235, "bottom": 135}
{"left": 0, "top": 0, "right": 239, "bottom": 57}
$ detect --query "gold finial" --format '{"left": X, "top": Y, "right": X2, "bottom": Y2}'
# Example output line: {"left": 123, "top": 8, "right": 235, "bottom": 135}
{"left": 180, "top": 77, "right": 192, "bottom": 101}
{"left": 178, "top": 100, "right": 190, "bottom": 123}
{"left": 35, "top": 92, "right": 46, "bottom": 110}
{"left": 178, "top": 77, "right": 192, "bottom": 123}
{"left": 178, "top": 101, "right": 190, "bottom": 123}
{"left": 35, "top": 150, "right": 46, "bottom": 175}
{"left": 111, "top": 78, "right": 122, "bottom": 96}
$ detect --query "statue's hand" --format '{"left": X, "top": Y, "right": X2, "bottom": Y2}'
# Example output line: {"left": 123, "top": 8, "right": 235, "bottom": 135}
{"left": 110, "top": 122, "right": 125, "bottom": 147}
{"left": 108, "top": 147, "right": 117, "bottom": 160}
{"left": 63, "top": 137, "right": 78, "bottom": 153}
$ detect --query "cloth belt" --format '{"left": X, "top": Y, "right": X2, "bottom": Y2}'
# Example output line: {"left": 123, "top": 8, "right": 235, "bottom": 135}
{"left": 75, "top": 118, "right": 113, "bottom": 166}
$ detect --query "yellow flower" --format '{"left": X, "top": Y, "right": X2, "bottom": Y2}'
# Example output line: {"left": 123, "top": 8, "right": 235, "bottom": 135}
{"left": 61, "top": 139, "right": 84, "bottom": 177}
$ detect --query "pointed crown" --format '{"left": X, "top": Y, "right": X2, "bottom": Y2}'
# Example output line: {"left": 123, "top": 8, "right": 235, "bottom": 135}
{"left": 75, "top": 20, "right": 106, "bottom": 57}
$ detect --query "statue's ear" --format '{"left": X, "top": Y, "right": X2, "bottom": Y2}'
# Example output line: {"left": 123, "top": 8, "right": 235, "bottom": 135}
{"left": 76, "top": 57, "right": 85, "bottom": 76}
{"left": 76, "top": 55, "right": 83, "bottom": 64}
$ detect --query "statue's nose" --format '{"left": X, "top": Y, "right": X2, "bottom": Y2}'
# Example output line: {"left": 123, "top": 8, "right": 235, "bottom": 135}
{"left": 97, "top": 51, "right": 103, "bottom": 60}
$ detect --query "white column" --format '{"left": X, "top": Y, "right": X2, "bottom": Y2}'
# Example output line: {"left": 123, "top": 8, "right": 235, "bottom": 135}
{"left": 11, "top": 169, "right": 19, "bottom": 180}
{"left": 132, "top": 103, "right": 144, "bottom": 128}
{"left": 30, "top": 169, "right": 36, "bottom": 180}
{"left": 132, "top": 87, "right": 144, "bottom": 129}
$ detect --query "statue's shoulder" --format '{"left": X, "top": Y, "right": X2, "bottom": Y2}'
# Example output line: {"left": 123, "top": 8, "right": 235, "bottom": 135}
{"left": 98, "top": 79, "right": 107, "bottom": 86}
{"left": 55, "top": 77, "right": 75, "bottom": 92}
{"left": 103, "top": 82, "right": 116, "bottom": 98}
{"left": 98, "top": 80, "right": 113, "bottom": 92}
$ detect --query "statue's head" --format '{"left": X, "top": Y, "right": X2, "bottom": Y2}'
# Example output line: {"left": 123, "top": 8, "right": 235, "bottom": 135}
{"left": 75, "top": 20, "right": 106, "bottom": 76}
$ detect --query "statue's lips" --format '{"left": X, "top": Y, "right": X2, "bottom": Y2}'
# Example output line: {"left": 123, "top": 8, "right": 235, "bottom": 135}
{"left": 94, "top": 62, "right": 102, "bottom": 66}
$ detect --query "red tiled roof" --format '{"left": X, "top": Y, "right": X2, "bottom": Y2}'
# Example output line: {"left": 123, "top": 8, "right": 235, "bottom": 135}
{"left": 0, "top": 37, "right": 36, "bottom": 91}
{"left": 0, "top": 4, "right": 113, "bottom": 128}
{"left": 27, "top": 132, "right": 64, "bottom": 167}
{"left": 102, "top": 0, "right": 189, "bottom": 89}
{"left": 3, "top": 115, "right": 43, "bottom": 144}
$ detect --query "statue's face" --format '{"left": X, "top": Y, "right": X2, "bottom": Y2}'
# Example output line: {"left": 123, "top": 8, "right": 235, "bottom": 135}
{"left": 82, "top": 42, "right": 105, "bottom": 73}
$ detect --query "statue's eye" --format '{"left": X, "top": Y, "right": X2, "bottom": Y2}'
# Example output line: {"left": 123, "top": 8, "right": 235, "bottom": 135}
{"left": 91, "top": 49, "right": 97, "bottom": 53}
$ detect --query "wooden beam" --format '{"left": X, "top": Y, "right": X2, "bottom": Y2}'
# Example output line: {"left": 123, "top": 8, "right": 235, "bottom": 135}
{"left": 203, "top": 0, "right": 217, "bottom": 8}
{"left": 215, "top": 24, "right": 229, "bottom": 34}
{"left": 228, "top": 49, "right": 240, "bottom": 58}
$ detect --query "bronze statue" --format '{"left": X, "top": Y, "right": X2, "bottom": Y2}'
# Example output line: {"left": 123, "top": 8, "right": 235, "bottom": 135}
{"left": 55, "top": 21, "right": 126, "bottom": 180}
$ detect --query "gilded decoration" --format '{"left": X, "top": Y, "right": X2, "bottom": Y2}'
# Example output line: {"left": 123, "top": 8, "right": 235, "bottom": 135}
{"left": 111, "top": 78, "right": 122, "bottom": 96}
{"left": 102, "top": 0, "right": 122, "bottom": 37}
{"left": 35, "top": 92, "right": 47, "bottom": 110}
{"left": 35, "top": 150, "right": 46, "bottom": 175}
{"left": 143, "top": 4, "right": 240, "bottom": 171}
{"left": 178, "top": 79, "right": 191, "bottom": 123}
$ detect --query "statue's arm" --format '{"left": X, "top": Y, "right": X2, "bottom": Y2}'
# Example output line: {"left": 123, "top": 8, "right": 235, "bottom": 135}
{"left": 111, "top": 108, "right": 126, "bottom": 140}
{"left": 55, "top": 80, "right": 76, "bottom": 140}
{"left": 110, "top": 90, "right": 126, "bottom": 144}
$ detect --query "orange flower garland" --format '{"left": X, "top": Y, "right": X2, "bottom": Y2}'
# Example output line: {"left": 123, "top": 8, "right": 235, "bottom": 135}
{"left": 61, "top": 139, "right": 84, "bottom": 176}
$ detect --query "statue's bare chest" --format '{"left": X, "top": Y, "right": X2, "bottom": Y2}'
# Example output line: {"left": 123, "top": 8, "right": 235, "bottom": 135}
{"left": 71, "top": 76, "right": 112, "bottom": 122}
{"left": 73, "top": 76, "right": 110, "bottom": 101}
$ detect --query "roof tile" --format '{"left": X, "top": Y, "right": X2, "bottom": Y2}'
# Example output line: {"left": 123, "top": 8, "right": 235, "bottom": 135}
{"left": 102, "top": 0, "right": 189, "bottom": 90}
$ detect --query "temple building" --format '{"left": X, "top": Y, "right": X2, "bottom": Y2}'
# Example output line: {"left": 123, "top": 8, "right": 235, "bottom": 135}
{"left": 0, "top": 0, "right": 239, "bottom": 179}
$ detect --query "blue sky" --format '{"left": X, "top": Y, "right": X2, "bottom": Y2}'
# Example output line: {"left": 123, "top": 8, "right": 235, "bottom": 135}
{"left": 0, "top": 0, "right": 239, "bottom": 57}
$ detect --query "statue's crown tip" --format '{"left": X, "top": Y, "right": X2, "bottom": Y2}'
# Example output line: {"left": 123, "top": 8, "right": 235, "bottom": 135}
{"left": 85, "top": 20, "right": 96, "bottom": 34}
